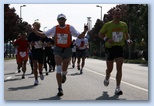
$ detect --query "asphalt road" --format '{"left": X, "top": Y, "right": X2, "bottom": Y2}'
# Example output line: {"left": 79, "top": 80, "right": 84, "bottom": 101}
{"left": 4, "top": 58, "right": 148, "bottom": 100}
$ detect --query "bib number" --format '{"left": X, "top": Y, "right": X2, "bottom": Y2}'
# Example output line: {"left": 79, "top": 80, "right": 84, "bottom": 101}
{"left": 34, "top": 41, "right": 43, "bottom": 48}
{"left": 57, "top": 33, "right": 68, "bottom": 44}
{"left": 112, "top": 32, "right": 123, "bottom": 42}
{"left": 19, "top": 52, "right": 26, "bottom": 58}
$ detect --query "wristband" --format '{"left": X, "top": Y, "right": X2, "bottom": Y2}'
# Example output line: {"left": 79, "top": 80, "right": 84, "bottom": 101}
{"left": 103, "top": 37, "right": 108, "bottom": 42}
{"left": 127, "top": 39, "right": 131, "bottom": 43}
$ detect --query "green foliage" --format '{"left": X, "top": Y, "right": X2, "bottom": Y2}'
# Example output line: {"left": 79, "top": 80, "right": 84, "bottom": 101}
{"left": 4, "top": 4, "right": 32, "bottom": 43}
{"left": 4, "top": 4, "right": 20, "bottom": 42}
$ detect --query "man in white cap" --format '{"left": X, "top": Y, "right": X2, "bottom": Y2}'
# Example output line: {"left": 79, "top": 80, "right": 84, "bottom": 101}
{"left": 32, "top": 13, "right": 88, "bottom": 96}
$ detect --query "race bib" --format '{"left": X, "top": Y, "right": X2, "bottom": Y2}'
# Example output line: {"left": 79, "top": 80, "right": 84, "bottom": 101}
{"left": 34, "top": 41, "right": 43, "bottom": 48}
{"left": 57, "top": 34, "right": 68, "bottom": 44}
{"left": 112, "top": 32, "right": 123, "bottom": 42}
{"left": 19, "top": 52, "right": 26, "bottom": 58}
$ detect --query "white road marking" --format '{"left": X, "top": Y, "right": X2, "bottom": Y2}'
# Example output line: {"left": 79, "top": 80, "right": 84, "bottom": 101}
{"left": 84, "top": 67, "right": 148, "bottom": 92}
{"left": 6, "top": 76, "right": 12, "bottom": 80}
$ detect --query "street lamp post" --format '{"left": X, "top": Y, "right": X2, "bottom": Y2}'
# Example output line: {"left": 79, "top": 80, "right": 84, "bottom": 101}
{"left": 87, "top": 17, "right": 92, "bottom": 56}
{"left": 96, "top": 5, "right": 102, "bottom": 20}
{"left": 35, "top": 19, "right": 39, "bottom": 22}
{"left": 96, "top": 5, "right": 103, "bottom": 56}
{"left": 20, "top": 5, "right": 26, "bottom": 19}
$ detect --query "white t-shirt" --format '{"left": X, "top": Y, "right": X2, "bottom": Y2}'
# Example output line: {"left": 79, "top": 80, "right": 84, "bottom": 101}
{"left": 44, "top": 25, "right": 80, "bottom": 38}
{"left": 75, "top": 38, "right": 88, "bottom": 50}
{"left": 72, "top": 42, "right": 76, "bottom": 52}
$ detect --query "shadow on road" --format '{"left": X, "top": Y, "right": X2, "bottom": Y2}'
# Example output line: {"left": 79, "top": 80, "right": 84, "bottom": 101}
{"left": 39, "top": 95, "right": 61, "bottom": 100}
{"left": 68, "top": 67, "right": 74, "bottom": 69}
{"left": 139, "top": 64, "right": 148, "bottom": 67}
{"left": 8, "top": 85, "right": 36, "bottom": 91}
{"left": 67, "top": 72, "right": 81, "bottom": 76}
{"left": 4, "top": 78, "right": 22, "bottom": 82}
{"left": 96, "top": 91, "right": 126, "bottom": 100}
{"left": 4, "top": 72, "right": 16, "bottom": 75}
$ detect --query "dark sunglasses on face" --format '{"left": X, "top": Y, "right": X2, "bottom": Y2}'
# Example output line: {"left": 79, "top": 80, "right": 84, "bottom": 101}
{"left": 58, "top": 18, "right": 66, "bottom": 20}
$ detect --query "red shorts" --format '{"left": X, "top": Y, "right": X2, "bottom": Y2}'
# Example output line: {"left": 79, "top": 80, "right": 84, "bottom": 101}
{"left": 17, "top": 51, "right": 28, "bottom": 63}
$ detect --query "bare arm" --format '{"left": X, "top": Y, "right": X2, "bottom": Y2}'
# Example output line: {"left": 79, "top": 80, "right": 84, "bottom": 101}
{"left": 125, "top": 32, "right": 130, "bottom": 40}
{"left": 99, "top": 32, "right": 114, "bottom": 44}
{"left": 32, "top": 28, "right": 47, "bottom": 38}
{"left": 125, "top": 32, "right": 133, "bottom": 44}
{"left": 78, "top": 25, "right": 88, "bottom": 39}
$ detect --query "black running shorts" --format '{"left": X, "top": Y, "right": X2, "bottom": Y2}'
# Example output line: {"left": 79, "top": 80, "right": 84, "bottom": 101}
{"left": 105, "top": 46, "right": 124, "bottom": 60}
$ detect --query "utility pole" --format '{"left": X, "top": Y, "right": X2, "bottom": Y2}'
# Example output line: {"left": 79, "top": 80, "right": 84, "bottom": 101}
{"left": 96, "top": 5, "right": 102, "bottom": 56}
{"left": 20, "top": 5, "right": 26, "bottom": 20}
{"left": 87, "top": 17, "right": 92, "bottom": 56}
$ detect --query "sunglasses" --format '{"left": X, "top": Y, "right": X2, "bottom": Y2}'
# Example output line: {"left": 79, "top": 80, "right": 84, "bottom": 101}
{"left": 58, "top": 18, "right": 66, "bottom": 20}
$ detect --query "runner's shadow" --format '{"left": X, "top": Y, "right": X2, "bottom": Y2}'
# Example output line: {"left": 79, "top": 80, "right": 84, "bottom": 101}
{"left": 68, "top": 67, "right": 74, "bottom": 69}
{"left": 67, "top": 72, "right": 81, "bottom": 76}
{"left": 139, "top": 64, "right": 148, "bottom": 67}
{"left": 4, "top": 72, "right": 15, "bottom": 75}
{"left": 39, "top": 95, "right": 61, "bottom": 100}
{"left": 96, "top": 91, "right": 126, "bottom": 100}
{"left": 4, "top": 78, "right": 22, "bottom": 82}
{"left": 8, "top": 85, "right": 36, "bottom": 91}
{"left": 15, "top": 73, "right": 33, "bottom": 77}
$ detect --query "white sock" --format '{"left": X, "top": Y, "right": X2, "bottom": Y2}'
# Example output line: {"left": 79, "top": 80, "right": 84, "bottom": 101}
{"left": 116, "top": 86, "right": 120, "bottom": 89}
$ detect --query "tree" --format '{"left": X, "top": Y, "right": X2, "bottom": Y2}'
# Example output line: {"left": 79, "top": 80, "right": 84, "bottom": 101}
{"left": 4, "top": 4, "right": 32, "bottom": 43}
{"left": 88, "top": 4, "right": 148, "bottom": 60}
{"left": 4, "top": 4, "right": 20, "bottom": 42}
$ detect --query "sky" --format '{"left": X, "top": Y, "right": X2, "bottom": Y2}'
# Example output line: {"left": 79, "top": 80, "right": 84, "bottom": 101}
{"left": 10, "top": 4, "right": 117, "bottom": 32}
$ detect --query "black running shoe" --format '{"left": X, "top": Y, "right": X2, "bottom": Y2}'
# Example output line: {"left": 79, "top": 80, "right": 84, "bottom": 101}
{"left": 62, "top": 74, "right": 66, "bottom": 83}
{"left": 40, "top": 73, "right": 44, "bottom": 80}
{"left": 77, "top": 65, "right": 80, "bottom": 70}
{"left": 49, "top": 68, "right": 51, "bottom": 72}
{"left": 21, "top": 74, "right": 25, "bottom": 79}
{"left": 18, "top": 70, "right": 21, "bottom": 73}
{"left": 53, "top": 67, "right": 55, "bottom": 72}
{"left": 72, "top": 64, "right": 75, "bottom": 68}
{"left": 34, "top": 80, "right": 39, "bottom": 86}
{"left": 115, "top": 88, "right": 123, "bottom": 95}
{"left": 31, "top": 71, "right": 33, "bottom": 74}
{"left": 80, "top": 69, "right": 83, "bottom": 74}
{"left": 57, "top": 88, "right": 63, "bottom": 96}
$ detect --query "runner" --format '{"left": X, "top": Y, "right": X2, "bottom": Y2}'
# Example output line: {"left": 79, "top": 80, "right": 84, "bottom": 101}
{"left": 75, "top": 37, "right": 89, "bottom": 74}
{"left": 13, "top": 32, "right": 29, "bottom": 79}
{"left": 43, "top": 37, "right": 55, "bottom": 75}
{"left": 28, "top": 47, "right": 33, "bottom": 74}
{"left": 14, "top": 35, "right": 21, "bottom": 73}
{"left": 99, "top": 8, "right": 132, "bottom": 95}
{"left": 71, "top": 39, "right": 77, "bottom": 68}
{"left": 49, "top": 37, "right": 56, "bottom": 72}
{"left": 32, "top": 13, "right": 88, "bottom": 96}
{"left": 28, "top": 22, "right": 45, "bottom": 85}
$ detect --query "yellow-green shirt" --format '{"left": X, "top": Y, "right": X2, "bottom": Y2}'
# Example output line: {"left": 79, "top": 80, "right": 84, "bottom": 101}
{"left": 99, "top": 21, "right": 128, "bottom": 48}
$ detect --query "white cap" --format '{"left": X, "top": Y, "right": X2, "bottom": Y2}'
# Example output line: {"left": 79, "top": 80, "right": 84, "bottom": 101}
{"left": 57, "top": 14, "right": 66, "bottom": 19}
